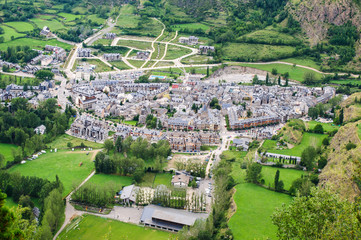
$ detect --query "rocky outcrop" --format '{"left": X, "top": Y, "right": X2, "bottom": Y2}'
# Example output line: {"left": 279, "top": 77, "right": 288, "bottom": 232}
{"left": 287, "top": 0, "right": 361, "bottom": 45}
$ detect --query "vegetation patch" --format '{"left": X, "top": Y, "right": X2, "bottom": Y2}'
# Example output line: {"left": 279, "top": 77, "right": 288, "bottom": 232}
{"left": 261, "top": 166, "right": 306, "bottom": 191}
{"left": 4, "top": 22, "right": 34, "bottom": 32}
{"left": 164, "top": 45, "right": 193, "bottom": 60}
{"left": 58, "top": 215, "right": 172, "bottom": 240}
{"left": 49, "top": 134, "right": 103, "bottom": 150}
{"left": 0, "top": 25, "right": 26, "bottom": 42}
{"left": 117, "top": 39, "right": 152, "bottom": 50}
{"left": 153, "top": 172, "right": 173, "bottom": 187}
{"left": 0, "top": 143, "right": 19, "bottom": 164}
{"left": 0, "top": 38, "right": 72, "bottom": 51}
{"left": 9, "top": 151, "right": 94, "bottom": 197}
{"left": 86, "top": 173, "right": 133, "bottom": 190}
{"left": 30, "top": 18, "right": 65, "bottom": 31}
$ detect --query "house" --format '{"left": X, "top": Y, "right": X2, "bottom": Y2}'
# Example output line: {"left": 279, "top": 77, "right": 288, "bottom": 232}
{"left": 232, "top": 138, "right": 249, "bottom": 151}
{"left": 178, "top": 36, "right": 199, "bottom": 45}
{"left": 103, "top": 53, "right": 121, "bottom": 61}
{"left": 140, "top": 204, "right": 208, "bottom": 232}
{"left": 41, "top": 56, "right": 53, "bottom": 66}
{"left": 40, "top": 26, "right": 51, "bottom": 37}
{"left": 104, "top": 32, "right": 116, "bottom": 39}
{"left": 136, "top": 51, "right": 150, "bottom": 60}
{"left": 199, "top": 45, "right": 215, "bottom": 55}
{"left": 171, "top": 173, "right": 190, "bottom": 187}
{"left": 119, "top": 185, "right": 139, "bottom": 204}
{"left": 77, "top": 48, "right": 92, "bottom": 57}
{"left": 34, "top": 125, "right": 46, "bottom": 135}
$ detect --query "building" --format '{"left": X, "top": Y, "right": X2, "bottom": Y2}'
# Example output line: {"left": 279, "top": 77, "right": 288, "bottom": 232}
{"left": 178, "top": 36, "right": 199, "bottom": 45}
{"left": 119, "top": 185, "right": 139, "bottom": 204}
{"left": 104, "top": 32, "right": 116, "bottom": 39}
{"left": 103, "top": 53, "right": 121, "bottom": 61}
{"left": 136, "top": 51, "right": 150, "bottom": 60}
{"left": 40, "top": 26, "right": 51, "bottom": 37}
{"left": 232, "top": 138, "right": 249, "bottom": 151}
{"left": 77, "top": 48, "right": 92, "bottom": 57}
{"left": 34, "top": 125, "right": 46, "bottom": 135}
{"left": 171, "top": 173, "right": 190, "bottom": 187}
{"left": 70, "top": 115, "right": 108, "bottom": 142}
{"left": 199, "top": 45, "right": 215, "bottom": 55}
{"left": 140, "top": 205, "right": 208, "bottom": 232}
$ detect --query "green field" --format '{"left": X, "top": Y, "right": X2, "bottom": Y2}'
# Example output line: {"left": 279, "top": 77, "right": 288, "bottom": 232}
{"left": 116, "top": 5, "right": 140, "bottom": 29}
{"left": 0, "top": 25, "right": 26, "bottom": 42}
{"left": 126, "top": 18, "right": 163, "bottom": 38}
{"left": 181, "top": 54, "right": 213, "bottom": 64}
{"left": 153, "top": 173, "right": 173, "bottom": 187}
{"left": 92, "top": 38, "right": 112, "bottom": 46}
{"left": 223, "top": 43, "right": 296, "bottom": 62}
{"left": 164, "top": 45, "right": 193, "bottom": 60}
{"left": 88, "top": 15, "right": 106, "bottom": 25}
{"left": 0, "top": 143, "right": 19, "bottom": 164}
{"left": 76, "top": 59, "right": 112, "bottom": 73}
{"left": 128, "top": 59, "right": 146, "bottom": 68}
{"left": 123, "top": 120, "right": 138, "bottom": 126}
{"left": 58, "top": 12, "right": 84, "bottom": 22}
{"left": 0, "top": 38, "right": 72, "bottom": 51}
{"left": 138, "top": 172, "right": 156, "bottom": 187}
{"left": 239, "top": 29, "right": 299, "bottom": 46}
{"left": 237, "top": 63, "right": 324, "bottom": 82}
{"left": 111, "top": 61, "right": 132, "bottom": 70}
{"left": 263, "top": 133, "right": 327, "bottom": 157}
{"left": 172, "top": 23, "right": 210, "bottom": 32}
{"left": 306, "top": 121, "right": 339, "bottom": 132}
{"left": 117, "top": 39, "right": 152, "bottom": 50}
{"left": 30, "top": 18, "right": 65, "bottom": 31}
{"left": 229, "top": 183, "right": 292, "bottom": 240}
{"left": 330, "top": 79, "right": 361, "bottom": 85}
{"left": 4, "top": 22, "right": 34, "bottom": 32}
{"left": 261, "top": 166, "right": 306, "bottom": 191}
{"left": 86, "top": 173, "right": 133, "bottom": 189}
{"left": 49, "top": 134, "right": 103, "bottom": 150}
{"left": 281, "top": 57, "right": 321, "bottom": 70}
{"left": 9, "top": 151, "right": 95, "bottom": 197}
{"left": 58, "top": 215, "right": 173, "bottom": 240}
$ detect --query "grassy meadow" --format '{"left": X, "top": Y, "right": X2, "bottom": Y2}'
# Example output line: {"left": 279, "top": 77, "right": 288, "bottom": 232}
{"left": 49, "top": 134, "right": 103, "bottom": 150}
{"left": 4, "top": 22, "right": 34, "bottom": 32}
{"left": 58, "top": 215, "right": 173, "bottom": 240}
{"left": 86, "top": 173, "right": 133, "bottom": 189}
{"left": 9, "top": 151, "right": 95, "bottom": 197}
{"left": 0, "top": 38, "right": 72, "bottom": 51}
{"left": 164, "top": 45, "right": 192, "bottom": 60}
{"left": 261, "top": 166, "right": 306, "bottom": 191}
{"left": 0, "top": 143, "right": 19, "bottom": 164}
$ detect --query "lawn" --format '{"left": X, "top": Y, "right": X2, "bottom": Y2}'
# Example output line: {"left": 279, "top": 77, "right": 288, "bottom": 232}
{"left": 30, "top": 18, "right": 65, "bottom": 31}
{"left": 111, "top": 61, "right": 132, "bottom": 70}
{"left": 49, "top": 134, "right": 103, "bottom": 150}
{"left": 164, "top": 45, "right": 193, "bottom": 60}
{"left": 153, "top": 173, "right": 173, "bottom": 187}
{"left": 86, "top": 173, "right": 133, "bottom": 190}
{"left": 0, "top": 25, "right": 26, "bottom": 42}
{"left": 261, "top": 166, "right": 306, "bottom": 191}
{"left": 123, "top": 120, "right": 138, "bottom": 126}
{"left": 222, "top": 43, "right": 296, "bottom": 62}
{"left": 221, "top": 150, "right": 247, "bottom": 161}
{"left": 76, "top": 59, "right": 112, "bottom": 73}
{"left": 229, "top": 183, "right": 292, "bottom": 240}
{"left": 4, "top": 21, "right": 34, "bottom": 32}
{"left": 58, "top": 12, "right": 84, "bottom": 22}
{"left": 128, "top": 59, "right": 146, "bottom": 68}
{"left": 171, "top": 23, "right": 211, "bottom": 32}
{"left": 264, "top": 132, "right": 327, "bottom": 157}
{"left": 0, "top": 143, "right": 19, "bottom": 163}
{"left": 0, "top": 38, "right": 72, "bottom": 51}
{"left": 281, "top": 57, "right": 321, "bottom": 70}
{"left": 117, "top": 39, "right": 152, "bottom": 50}
{"left": 239, "top": 29, "right": 299, "bottom": 46}
{"left": 236, "top": 63, "right": 324, "bottom": 82}
{"left": 306, "top": 121, "right": 339, "bottom": 132}
{"left": 58, "top": 214, "right": 173, "bottom": 240}
{"left": 9, "top": 151, "right": 95, "bottom": 197}
{"left": 116, "top": 5, "right": 140, "bottom": 29}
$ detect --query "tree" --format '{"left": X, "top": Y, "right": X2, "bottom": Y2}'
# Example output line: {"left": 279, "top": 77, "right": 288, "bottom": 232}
{"left": 206, "top": 66, "right": 210, "bottom": 77}
{"left": 0, "top": 154, "right": 4, "bottom": 169}
{"left": 339, "top": 108, "right": 344, "bottom": 125}
{"left": 274, "top": 170, "right": 284, "bottom": 192}
{"left": 115, "top": 137, "right": 122, "bottom": 153}
{"left": 265, "top": 73, "right": 269, "bottom": 85}
{"left": 313, "top": 124, "right": 324, "bottom": 134}
{"left": 103, "top": 139, "right": 114, "bottom": 153}
{"left": 0, "top": 190, "right": 15, "bottom": 240}
{"left": 272, "top": 188, "right": 361, "bottom": 239}
{"left": 246, "top": 163, "right": 262, "bottom": 184}
{"left": 303, "top": 72, "right": 318, "bottom": 85}
{"left": 42, "top": 188, "right": 63, "bottom": 232}
{"left": 35, "top": 70, "right": 54, "bottom": 80}
{"left": 67, "top": 142, "right": 73, "bottom": 148}
{"left": 289, "top": 176, "right": 314, "bottom": 196}
{"left": 301, "top": 146, "right": 317, "bottom": 170}
{"left": 308, "top": 107, "right": 319, "bottom": 119}
{"left": 271, "top": 68, "right": 278, "bottom": 75}
{"left": 277, "top": 76, "right": 281, "bottom": 86}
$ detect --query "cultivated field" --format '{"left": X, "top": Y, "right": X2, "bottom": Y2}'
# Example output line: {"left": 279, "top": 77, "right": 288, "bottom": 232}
{"left": 58, "top": 215, "right": 173, "bottom": 240}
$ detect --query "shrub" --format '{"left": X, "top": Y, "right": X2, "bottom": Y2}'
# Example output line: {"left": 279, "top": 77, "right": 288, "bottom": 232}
{"left": 346, "top": 142, "right": 357, "bottom": 150}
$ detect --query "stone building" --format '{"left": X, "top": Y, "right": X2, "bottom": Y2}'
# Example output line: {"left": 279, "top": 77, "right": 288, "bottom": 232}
{"left": 70, "top": 115, "right": 108, "bottom": 142}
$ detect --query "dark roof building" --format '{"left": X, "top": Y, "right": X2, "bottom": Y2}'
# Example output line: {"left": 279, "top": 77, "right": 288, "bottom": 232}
{"left": 140, "top": 205, "right": 208, "bottom": 232}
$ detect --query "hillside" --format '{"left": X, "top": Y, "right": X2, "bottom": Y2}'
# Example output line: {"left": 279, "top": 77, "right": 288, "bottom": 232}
{"left": 287, "top": 0, "right": 361, "bottom": 45}
{"left": 319, "top": 120, "right": 361, "bottom": 201}
{"left": 340, "top": 92, "right": 361, "bottom": 123}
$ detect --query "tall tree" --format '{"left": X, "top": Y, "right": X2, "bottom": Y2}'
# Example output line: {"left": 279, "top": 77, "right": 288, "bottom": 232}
{"left": 246, "top": 163, "right": 262, "bottom": 184}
